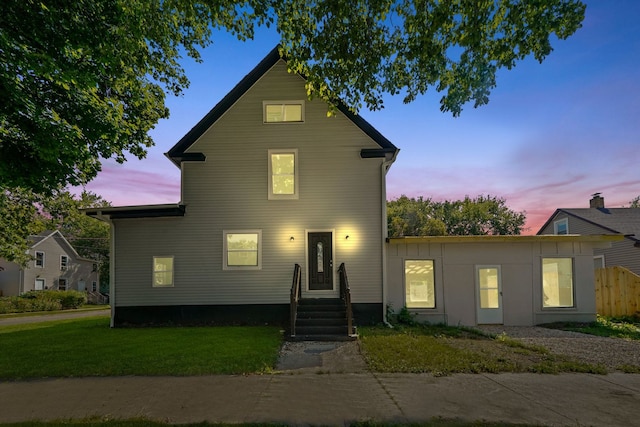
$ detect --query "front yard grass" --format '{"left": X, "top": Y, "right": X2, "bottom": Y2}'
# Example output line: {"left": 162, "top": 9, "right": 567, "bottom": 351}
{"left": 542, "top": 315, "right": 640, "bottom": 341}
{"left": 359, "top": 324, "right": 606, "bottom": 375}
{"left": 0, "top": 317, "right": 282, "bottom": 379}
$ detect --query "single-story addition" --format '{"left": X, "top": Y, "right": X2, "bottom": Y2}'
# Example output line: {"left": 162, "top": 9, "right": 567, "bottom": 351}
{"left": 87, "top": 46, "right": 620, "bottom": 335}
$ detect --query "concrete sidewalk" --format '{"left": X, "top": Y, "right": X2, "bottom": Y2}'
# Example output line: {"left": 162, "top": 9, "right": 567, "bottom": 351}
{"left": 1, "top": 372, "right": 639, "bottom": 426}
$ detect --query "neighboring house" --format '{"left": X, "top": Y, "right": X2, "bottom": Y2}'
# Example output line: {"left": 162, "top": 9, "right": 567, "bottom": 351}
{"left": 0, "top": 230, "right": 99, "bottom": 297}
{"left": 537, "top": 193, "right": 640, "bottom": 276}
{"left": 86, "top": 46, "right": 617, "bottom": 330}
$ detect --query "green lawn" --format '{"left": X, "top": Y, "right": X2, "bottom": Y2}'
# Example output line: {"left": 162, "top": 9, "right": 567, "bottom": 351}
{"left": 0, "top": 317, "right": 282, "bottom": 379}
{"left": 359, "top": 324, "right": 606, "bottom": 375}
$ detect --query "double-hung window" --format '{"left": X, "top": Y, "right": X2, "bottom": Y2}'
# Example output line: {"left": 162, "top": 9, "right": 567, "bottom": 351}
{"left": 542, "top": 258, "right": 574, "bottom": 308}
{"left": 60, "top": 255, "right": 68, "bottom": 271}
{"left": 404, "top": 260, "right": 436, "bottom": 308}
{"left": 223, "top": 231, "right": 262, "bottom": 270}
{"left": 35, "top": 251, "right": 45, "bottom": 268}
{"left": 153, "top": 256, "right": 174, "bottom": 287}
{"left": 554, "top": 218, "right": 568, "bottom": 235}
{"left": 263, "top": 101, "right": 304, "bottom": 123}
{"left": 268, "top": 149, "right": 298, "bottom": 199}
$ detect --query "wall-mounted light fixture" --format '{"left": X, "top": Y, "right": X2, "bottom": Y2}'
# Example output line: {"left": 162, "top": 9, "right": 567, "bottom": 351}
{"left": 290, "top": 236, "right": 295, "bottom": 242}
{"left": 345, "top": 235, "right": 350, "bottom": 240}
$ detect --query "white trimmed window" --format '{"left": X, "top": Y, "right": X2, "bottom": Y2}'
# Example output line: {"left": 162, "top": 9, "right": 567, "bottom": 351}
{"left": 554, "top": 218, "right": 568, "bottom": 235}
{"left": 404, "top": 260, "right": 435, "bottom": 308}
{"left": 153, "top": 256, "right": 174, "bottom": 287}
{"left": 268, "top": 149, "right": 298, "bottom": 199}
{"left": 593, "top": 255, "right": 605, "bottom": 270}
{"left": 542, "top": 258, "right": 574, "bottom": 308}
{"left": 35, "top": 251, "right": 45, "bottom": 268}
{"left": 58, "top": 278, "right": 67, "bottom": 291}
{"left": 35, "top": 278, "right": 45, "bottom": 291}
{"left": 223, "top": 231, "right": 262, "bottom": 270}
{"left": 60, "top": 255, "right": 68, "bottom": 271}
{"left": 263, "top": 101, "right": 304, "bottom": 123}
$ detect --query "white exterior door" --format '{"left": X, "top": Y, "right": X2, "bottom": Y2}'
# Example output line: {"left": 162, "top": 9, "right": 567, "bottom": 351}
{"left": 476, "top": 265, "right": 503, "bottom": 324}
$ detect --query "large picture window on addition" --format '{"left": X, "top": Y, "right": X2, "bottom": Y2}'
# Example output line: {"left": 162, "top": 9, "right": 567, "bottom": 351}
{"left": 224, "top": 231, "right": 262, "bottom": 270}
{"left": 542, "top": 258, "right": 574, "bottom": 308}
{"left": 404, "top": 260, "right": 436, "bottom": 308}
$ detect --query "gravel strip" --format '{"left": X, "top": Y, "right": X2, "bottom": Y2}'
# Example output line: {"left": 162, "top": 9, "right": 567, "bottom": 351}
{"left": 475, "top": 326, "right": 640, "bottom": 372}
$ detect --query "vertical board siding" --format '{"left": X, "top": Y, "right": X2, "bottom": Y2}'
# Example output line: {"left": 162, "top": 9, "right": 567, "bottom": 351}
{"left": 595, "top": 266, "right": 640, "bottom": 316}
{"left": 114, "top": 60, "right": 385, "bottom": 307}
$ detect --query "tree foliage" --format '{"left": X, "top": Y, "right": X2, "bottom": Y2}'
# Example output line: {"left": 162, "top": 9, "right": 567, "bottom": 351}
{"left": 630, "top": 196, "right": 640, "bottom": 208}
{"left": 388, "top": 194, "right": 526, "bottom": 237}
{"left": 0, "top": 188, "right": 110, "bottom": 278}
{"left": 0, "top": 0, "right": 585, "bottom": 195}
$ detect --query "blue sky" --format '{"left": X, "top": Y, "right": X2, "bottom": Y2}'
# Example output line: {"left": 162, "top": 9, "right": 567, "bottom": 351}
{"left": 84, "top": 0, "right": 640, "bottom": 234}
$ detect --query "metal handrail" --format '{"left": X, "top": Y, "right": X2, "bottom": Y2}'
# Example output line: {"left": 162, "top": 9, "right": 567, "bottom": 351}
{"left": 289, "top": 263, "right": 302, "bottom": 336}
{"left": 338, "top": 263, "right": 354, "bottom": 336}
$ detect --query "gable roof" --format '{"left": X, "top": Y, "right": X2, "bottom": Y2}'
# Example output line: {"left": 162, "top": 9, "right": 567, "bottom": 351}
{"left": 165, "top": 45, "right": 399, "bottom": 167}
{"left": 29, "top": 230, "right": 85, "bottom": 260}
{"left": 537, "top": 208, "right": 640, "bottom": 245}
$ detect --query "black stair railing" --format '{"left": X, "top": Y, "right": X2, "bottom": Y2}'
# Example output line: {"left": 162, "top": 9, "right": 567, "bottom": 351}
{"left": 338, "top": 263, "right": 354, "bottom": 336}
{"left": 289, "top": 263, "right": 302, "bottom": 337}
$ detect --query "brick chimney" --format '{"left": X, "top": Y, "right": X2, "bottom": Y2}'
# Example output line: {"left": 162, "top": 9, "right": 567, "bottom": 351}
{"left": 590, "top": 193, "right": 605, "bottom": 209}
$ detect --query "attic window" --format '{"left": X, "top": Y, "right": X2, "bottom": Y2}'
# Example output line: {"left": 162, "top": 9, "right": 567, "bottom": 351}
{"left": 263, "top": 101, "right": 304, "bottom": 123}
{"left": 554, "top": 218, "right": 568, "bottom": 235}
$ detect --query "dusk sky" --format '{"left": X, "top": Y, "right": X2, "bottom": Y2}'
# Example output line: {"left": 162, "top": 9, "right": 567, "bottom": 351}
{"left": 82, "top": 0, "right": 640, "bottom": 234}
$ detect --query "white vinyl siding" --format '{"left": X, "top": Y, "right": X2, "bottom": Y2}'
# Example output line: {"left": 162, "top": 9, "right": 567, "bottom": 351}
{"left": 111, "top": 60, "right": 385, "bottom": 307}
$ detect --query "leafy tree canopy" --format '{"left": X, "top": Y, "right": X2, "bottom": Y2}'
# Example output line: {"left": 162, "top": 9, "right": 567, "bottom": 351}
{"left": 0, "top": 188, "right": 110, "bottom": 271}
{"left": 0, "top": 0, "right": 585, "bottom": 194}
{"left": 630, "top": 196, "right": 640, "bottom": 208}
{"left": 388, "top": 194, "right": 527, "bottom": 237}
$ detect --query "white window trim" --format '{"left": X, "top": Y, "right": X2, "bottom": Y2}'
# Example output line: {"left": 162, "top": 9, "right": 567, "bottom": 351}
{"left": 594, "top": 255, "right": 605, "bottom": 269}
{"left": 34, "top": 278, "right": 45, "bottom": 291}
{"left": 35, "top": 251, "right": 45, "bottom": 268}
{"left": 58, "top": 278, "right": 67, "bottom": 291}
{"left": 268, "top": 149, "right": 299, "bottom": 200}
{"left": 262, "top": 100, "right": 305, "bottom": 123}
{"left": 541, "top": 257, "right": 575, "bottom": 309}
{"left": 404, "top": 259, "right": 436, "bottom": 309}
{"left": 60, "top": 255, "right": 69, "bottom": 271}
{"left": 554, "top": 218, "right": 568, "bottom": 235}
{"left": 153, "top": 256, "right": 175, "bottom": 287}
{"left": 223, "top": 230, "right": 262, "bottom": 271}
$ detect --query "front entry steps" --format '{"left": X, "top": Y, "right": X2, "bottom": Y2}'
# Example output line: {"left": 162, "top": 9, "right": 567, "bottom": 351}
{"left": 290, "top": 298, "right": 357, "bottom": 342}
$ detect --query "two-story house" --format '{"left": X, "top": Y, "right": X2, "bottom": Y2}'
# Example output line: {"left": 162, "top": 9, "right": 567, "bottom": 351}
{"left": 0, "top": 230, "right": 99, "bottom": 296}
{"left": 87, "top": 46, "right": 619, "bottom": 332}
{"left": 537, "top": 193, "right": 640, "bottom": 275}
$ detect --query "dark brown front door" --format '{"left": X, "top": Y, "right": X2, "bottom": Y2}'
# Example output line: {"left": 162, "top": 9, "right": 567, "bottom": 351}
{"left": 308, "top": 232, "right": 333, "bottom": 290}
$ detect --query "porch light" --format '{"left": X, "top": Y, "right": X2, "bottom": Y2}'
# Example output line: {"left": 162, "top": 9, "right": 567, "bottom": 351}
{"left": 290, "top": 236, "right": 295, "bottom": 241}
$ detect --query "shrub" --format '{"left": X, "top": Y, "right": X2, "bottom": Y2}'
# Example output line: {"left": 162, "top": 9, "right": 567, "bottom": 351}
{"left": 0, "top": 290, "right": 86, "bottom": 314}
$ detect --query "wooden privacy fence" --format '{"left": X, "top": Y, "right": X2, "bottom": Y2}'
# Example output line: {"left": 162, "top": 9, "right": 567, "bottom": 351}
{"left": 595, "top": 266, "right": 640, "bottom": 317}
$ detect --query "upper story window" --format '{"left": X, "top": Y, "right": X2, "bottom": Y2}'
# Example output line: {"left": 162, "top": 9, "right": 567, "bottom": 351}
{"left": 153, "top": 256, "right": 174, "bottom": 287}
{"left": 60, "top": 255, "right": 69, "bottom": 271}
{"left": 223, "top": 230, "right": 262, "bottom": 270}
{"left": 268, "top": 149, "right": 298, "bottom": 199}
{"left": 35, "top": 251, "right": 45, "bottom": 268}
{"left": 554, "top": 218, "right": 568, "bottom": 235}
{"left": 263, "top": 101, "right": 304, "bottom": 123}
